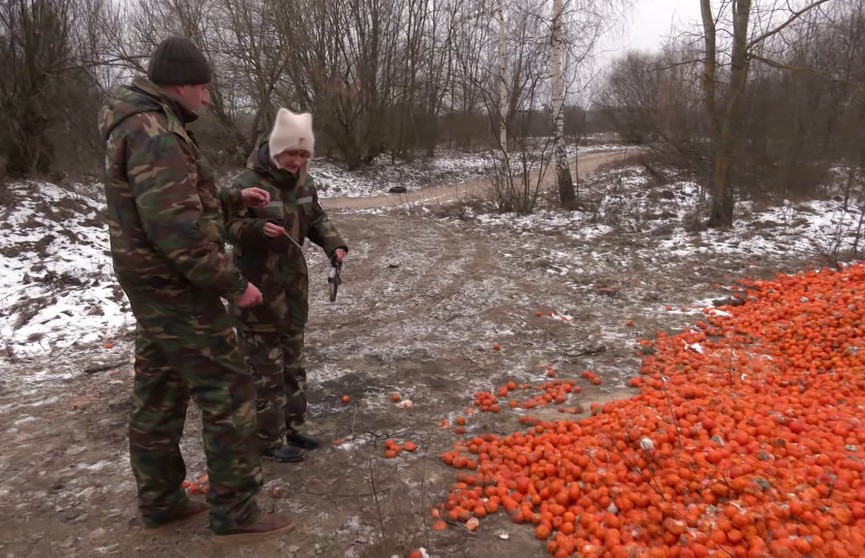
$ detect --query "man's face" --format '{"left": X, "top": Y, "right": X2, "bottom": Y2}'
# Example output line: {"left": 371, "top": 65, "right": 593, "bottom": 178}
{"left": 174, "top": 83, "right": 210, "bottom": 113}
{"left": 274, "top": 150, "right": 311, "bottom": 174}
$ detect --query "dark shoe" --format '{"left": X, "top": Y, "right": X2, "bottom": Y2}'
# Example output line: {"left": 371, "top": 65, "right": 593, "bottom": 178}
{"left": 285, "top": 432, "right": 321, "bottom": 450}
{"left": 262, "top": 444, "right": 305, "bottom": 463}
{"left": 142, "top": 500, "right": 209, "bottom": 534}
{"left": 212, "top": 511, "right": 295, "bottom": 544}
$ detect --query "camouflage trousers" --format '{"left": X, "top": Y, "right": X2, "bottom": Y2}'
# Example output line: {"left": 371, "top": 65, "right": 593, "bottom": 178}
{"left": 127, "top": 290, "right": 263, "bottom": 534}
{"left": 236, "top": 326, "right": 308, "bottom": 449}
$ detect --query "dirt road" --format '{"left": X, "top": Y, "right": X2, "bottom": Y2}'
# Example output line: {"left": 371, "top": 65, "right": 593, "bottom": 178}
{"left": 321, "top": 150, "right": 635, "bottom": 210}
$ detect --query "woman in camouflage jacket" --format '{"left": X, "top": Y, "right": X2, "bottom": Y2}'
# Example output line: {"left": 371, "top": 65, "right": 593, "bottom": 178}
{"left": 226, "top": 109, "right": 348, "bottom": 463}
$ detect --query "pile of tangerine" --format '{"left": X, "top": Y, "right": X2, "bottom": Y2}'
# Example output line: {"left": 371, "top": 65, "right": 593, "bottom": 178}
{"left": 434, "top": 263, "right": 865, "bottom": 557}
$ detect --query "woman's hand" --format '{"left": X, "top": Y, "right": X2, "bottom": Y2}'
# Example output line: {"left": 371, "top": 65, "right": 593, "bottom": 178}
{"left": 263, "top": 221, "right": 287, "bottom": 238}
{"left": 241, "top": 187, "right": 270, "bottom": 208}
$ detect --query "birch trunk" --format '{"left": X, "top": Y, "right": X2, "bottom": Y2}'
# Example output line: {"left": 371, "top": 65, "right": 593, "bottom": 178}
{"left": 496, "top": 0, "right": 509, "bottom": 178}
{"left": 551, "top": 0, "right": 576, "bottom": 208}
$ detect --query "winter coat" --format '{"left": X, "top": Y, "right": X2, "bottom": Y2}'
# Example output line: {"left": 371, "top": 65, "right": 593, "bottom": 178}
{"left": 98, "top": 77, "right": 248, "bottom": 308}
{"left": 225, "top": 142, "right": 347, "bottom": 331}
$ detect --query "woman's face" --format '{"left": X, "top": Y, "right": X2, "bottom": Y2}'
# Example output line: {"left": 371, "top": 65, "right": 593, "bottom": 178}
{"left": 274, "top": 149, "right": 311, "bottom": 174}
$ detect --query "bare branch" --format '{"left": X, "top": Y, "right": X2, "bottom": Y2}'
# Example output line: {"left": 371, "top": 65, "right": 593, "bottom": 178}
{"left": 750, "top": 53, "right": 865, "bottom": 90}
{"left": 746, "top": 0, "right": 834, "bottom": 50}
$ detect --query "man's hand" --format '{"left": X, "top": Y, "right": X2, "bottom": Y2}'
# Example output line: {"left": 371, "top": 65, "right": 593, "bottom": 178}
{"left": 241, "top": 187, "right": 270, "bottom": 208}
{"left": 263, "top": 222, "right": 287, "bottom": 238}
{"left": 235, "top": 283, "right": 263, "bottom": 308}
{"left": 333, "top": 248, "right": 347, "bottom": 265}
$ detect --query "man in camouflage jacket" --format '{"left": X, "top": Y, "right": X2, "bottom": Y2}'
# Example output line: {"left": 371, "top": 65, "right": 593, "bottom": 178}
{"left": 99, "top": 36, "right": 293, "bottom": 542}
{"left": 225, "top": 108, "right": 347, "bottom": 462}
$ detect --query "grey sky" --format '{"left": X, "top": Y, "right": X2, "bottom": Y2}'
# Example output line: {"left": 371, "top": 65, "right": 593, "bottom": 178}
{"left": 582, "top": 0, "right": 704, "bottom": 99}
{"left": 600, "top": 0, "right": 704, "bottom": 58}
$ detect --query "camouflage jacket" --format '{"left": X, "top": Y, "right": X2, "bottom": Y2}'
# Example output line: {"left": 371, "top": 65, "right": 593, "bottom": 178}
{"left": 225, "top": 142, "right": 347, "bottom": 330}
{"left": 98, "top": 77, "right": 248, "bottom": 305}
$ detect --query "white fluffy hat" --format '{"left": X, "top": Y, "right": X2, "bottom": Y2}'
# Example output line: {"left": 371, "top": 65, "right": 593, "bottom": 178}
{"left": 269, "top": 108, "right": 315, "bottom": 162}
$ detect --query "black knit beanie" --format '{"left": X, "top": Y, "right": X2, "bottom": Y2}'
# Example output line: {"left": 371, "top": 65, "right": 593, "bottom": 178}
{"left": 148, "top": 36, "right": 212, "bottom": 86}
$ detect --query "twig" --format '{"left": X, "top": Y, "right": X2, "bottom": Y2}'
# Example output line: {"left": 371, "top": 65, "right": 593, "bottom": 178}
{"left": 366, "top": 435, "right": 386, "bottom": 540}
{"left": 723, "top": 348, "right": 736, "bottom": 387}
{"left": 659, "top": 375, "right": 684, "bottom": 450}
{"left": 419, "top": 439, "right": 431, "bottom": 550}
{"left": 563, "top": 345, "right": 607, "bottom": 358}
{"left": 47, "top": 334, "right": 85, "bottom": 364}
{"left": 712, "top": 541, "right": 736, "bottom": 557}
{"left": 84, "top": 360, "right": 130, "bottom": 374}
{"left": 607, "top": 434, "right": 665, "bottom": 498}
{"left": 302, "top": 487, "right": 392, "bottom": 498}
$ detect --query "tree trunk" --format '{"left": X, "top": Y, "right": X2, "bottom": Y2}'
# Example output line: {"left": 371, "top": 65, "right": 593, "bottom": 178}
{"left": 496, "top": 0, "right": 507, "bottom": 152}
{"left": 495, "top": 0, "right": 510, "bottom": 180}
{"left": 551, "top": 0, "right": 575, "bottom": 209}
{"left": 709, "top": 0, "right": 751, "bottom": 228}
{"left": 708, "top": 149, "right": 734, "bottom": 227}
{"left": 701, "top": 0, "right": 751, "bottom": 228}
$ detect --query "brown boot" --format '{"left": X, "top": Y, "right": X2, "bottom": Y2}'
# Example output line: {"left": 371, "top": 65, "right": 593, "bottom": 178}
{"left": 212, "top": 511, "right": 295, "bottom": 544}
{"left": 141, "top": 501, "right": 209, "bottom": 534}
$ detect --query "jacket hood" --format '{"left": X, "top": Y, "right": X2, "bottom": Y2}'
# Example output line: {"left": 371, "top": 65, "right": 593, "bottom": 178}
{"left": 247, "top": 142, "right": 299, "bottom": 188}
{"left": 98, "top": 77, "right": 198, "bottom": 141}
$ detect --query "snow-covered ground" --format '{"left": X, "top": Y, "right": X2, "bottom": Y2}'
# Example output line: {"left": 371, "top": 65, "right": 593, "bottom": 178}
{"left": 469, "top": 168, "right": 863, "bottom": 262}
{"left": 311, "top": 143, "right": 623, "bottom": 198}
{"left": 0, "top": 152, "right": 862, "bottom": 359}
{"left": 0, "top": 182, "right": 126, "bottom": 357}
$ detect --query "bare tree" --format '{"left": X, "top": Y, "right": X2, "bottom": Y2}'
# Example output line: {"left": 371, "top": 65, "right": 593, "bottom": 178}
{"left": 212, "top": 0, "right": 292, "bottom": 155}
{"left": 271, "top": 0, "right": 404, "bottom": 168}
{"left": 448, "top": 2, "right": 494, "bottom": 148}
{"left": 700, "top": 0, "right": 833, "bottom": 227}
{"left": 599, "top": 47, "right": 709, "bottom": 169}
{"left": 0, "top": 0, "right": 78, "bottom": 176}
{"left": 809, "top": 0, "right": 865, "bottom": 210}
{"left": 602, "top": 0, "right": 845, "bottom": 227}
{"left": 0, "top": 0, "right": 639, "bottom": 182}
{"left": 417, "top": 0, "right": 458, "bottom": 156}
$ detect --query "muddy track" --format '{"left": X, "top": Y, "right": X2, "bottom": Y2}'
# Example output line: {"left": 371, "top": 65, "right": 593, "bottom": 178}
{"left": 321, "top": 150, "right": 634, "bottom": 210}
